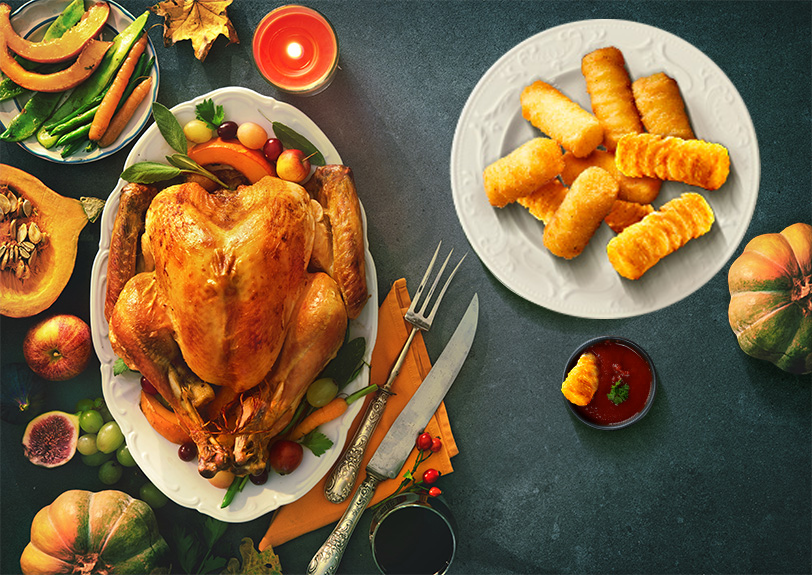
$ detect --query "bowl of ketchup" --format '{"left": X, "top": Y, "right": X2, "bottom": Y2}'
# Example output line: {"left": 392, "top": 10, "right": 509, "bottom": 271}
{"left": 562, "top": 336, "right": 656, "bottom": 430}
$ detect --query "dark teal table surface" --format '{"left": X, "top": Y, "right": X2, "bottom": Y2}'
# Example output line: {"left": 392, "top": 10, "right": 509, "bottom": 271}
{"left": 1, "top": 1, "right": 810, "bottom": 574}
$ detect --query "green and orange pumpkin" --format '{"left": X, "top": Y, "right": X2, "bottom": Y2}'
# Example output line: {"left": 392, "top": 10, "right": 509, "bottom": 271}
{"left": 728, "top": 222, "right": 812, "bottom": 375}
{"left": 20, "top": 489, "right": 168, "bottom": 575}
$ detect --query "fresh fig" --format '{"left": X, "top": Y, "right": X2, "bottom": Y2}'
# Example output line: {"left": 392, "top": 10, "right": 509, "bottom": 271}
{"left": 1, "top": 363, "right": 45, "bottom": 424}
{"left": 22, "top": 410, "right": 79, "bottom": 467}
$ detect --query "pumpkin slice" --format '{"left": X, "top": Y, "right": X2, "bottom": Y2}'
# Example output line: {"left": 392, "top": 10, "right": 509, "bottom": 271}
{"left": 0, "top": 34, "right": 110, "bottom": 92}
{"left": 1, "top": 165, "right": 104, "bottom": 318}
{"left": 139, "top": 390, "right": 191, "bottom": 444}
{"left": 0, "top": 2, "right": 110, "bottom": 64}
{"left": 187, "top": 137, "right": 277, "bottom": 183}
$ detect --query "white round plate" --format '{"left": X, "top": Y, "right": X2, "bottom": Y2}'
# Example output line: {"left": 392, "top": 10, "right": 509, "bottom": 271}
{"left": 0, "top": 0, "right": 160, "bottom": 164}
{"left": 89, "top": 87, "right": 378, "bottom": 522}
{"left": 450, "top": 19, "right": 759, "bottom": 319}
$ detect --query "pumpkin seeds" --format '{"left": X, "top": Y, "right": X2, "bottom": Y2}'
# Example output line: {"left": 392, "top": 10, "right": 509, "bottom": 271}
{"left": 1, "top": 187, "right": 42, "bottom": 281}
{"left": 28, "top": 222, "right": 42, "bottom": 243}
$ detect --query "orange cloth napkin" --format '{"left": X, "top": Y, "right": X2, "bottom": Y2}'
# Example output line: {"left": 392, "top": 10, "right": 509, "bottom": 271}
{"left": 259, "top": 278, "right": 458, "bottom": 550}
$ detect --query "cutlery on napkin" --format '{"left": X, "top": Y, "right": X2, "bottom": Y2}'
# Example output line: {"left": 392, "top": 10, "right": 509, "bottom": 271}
{"left": 258, "top": 278, "right": 459, "bottom": 550}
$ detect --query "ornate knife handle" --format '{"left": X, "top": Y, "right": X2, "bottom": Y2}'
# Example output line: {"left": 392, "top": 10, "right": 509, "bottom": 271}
{"left": 324, "top": 326, "right": 418, "bottom": 503}
{"left": 308, "top": 471, "right": 382, "bottom": 575}
{"left": 324, "top": 389, "right": 392, "bottom": 503}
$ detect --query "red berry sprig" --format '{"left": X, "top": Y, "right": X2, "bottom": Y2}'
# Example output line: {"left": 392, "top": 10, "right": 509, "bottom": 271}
{"left": 373, "top": 429, "right": 445, "bottom": 508}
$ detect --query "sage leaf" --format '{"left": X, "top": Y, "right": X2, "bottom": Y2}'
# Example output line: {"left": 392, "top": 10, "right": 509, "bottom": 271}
{"left": 121, "top": 161, "right": 182, "bottom": 184}
{"left": 166, "top": 153, "right": 233, "bottom": 190}
{"left": 152, "top": 101, "right": 187, "bottom": 155}
{"left": 272, "top": 121, "right": 325, "bottom": 165}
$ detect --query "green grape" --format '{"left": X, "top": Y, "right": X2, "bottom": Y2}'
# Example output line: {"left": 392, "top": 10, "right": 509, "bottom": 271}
{"left": 306, "top": 377, "right": 339, "bottom": 408}
{"left": 75, "top": 398, "right": 95, "bottom": 412}
{"left": 79, "top": 409, "right": 104, "bottom": 433}
{"left": 116, "top": 445, "right": 137, "bottom": 467}
{"left": 98, "top": 404, "right": 115, "bottom": 423}
{"left": 82, "top": 451, "right": 113, "bottom": 467}
{"left": 139, "top": 482, "right": 169, "bottom": 509}
{"left": 93, "top": 397, "right": 105, "bottom": 410}
{"left": 96, "top": 421, "right": 125, "bottom": 454}
{"left": 77, "top": 434, "right": 99, "bottom": 456}
{"left": 99, "top": 460, "right": 123, "bottom": 485}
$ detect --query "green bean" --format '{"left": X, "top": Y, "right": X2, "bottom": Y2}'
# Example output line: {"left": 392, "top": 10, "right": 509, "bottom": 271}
{"left": 59, "top": 137, "right": 88, "bottom": 158}
{"left": 55, "top": 123, "right": 91, "bottom": 148}
{"left": 220, "top": 475, "right": 249, "bottom": 508}
{"left": 52, "top": 104, "right": 101, "bottom": 136}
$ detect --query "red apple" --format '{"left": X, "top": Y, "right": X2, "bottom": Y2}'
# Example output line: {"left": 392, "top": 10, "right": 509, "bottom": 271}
{"left": 23, "top": 314, "right": 92, "bottom": 381}
{"left": 276, "top": 149, "right": 311, "bottom": 183}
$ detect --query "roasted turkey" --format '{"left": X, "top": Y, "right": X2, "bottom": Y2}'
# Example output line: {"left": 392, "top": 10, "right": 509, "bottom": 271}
{"left": 105, "top": 166, "right": 368, "bottom": 477}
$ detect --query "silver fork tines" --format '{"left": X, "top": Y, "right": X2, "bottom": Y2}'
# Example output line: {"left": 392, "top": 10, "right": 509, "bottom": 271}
{"left": 407, "top": 242, "right": 467, "bottom": 331}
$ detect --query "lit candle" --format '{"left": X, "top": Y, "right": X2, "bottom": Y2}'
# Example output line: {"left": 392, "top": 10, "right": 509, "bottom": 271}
{"left": 252, "top": 5, "right": 339, "bottom": 96}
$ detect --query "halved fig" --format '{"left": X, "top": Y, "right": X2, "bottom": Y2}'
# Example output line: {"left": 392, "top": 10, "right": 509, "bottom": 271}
{"left": 22, "top": 410, "right": 79, "bottom": 467}
{"left": 0, "top": 2, "right": 110, "bottom": 63}
{"left": 0, "top": 35, "right": 110, "bottom": 92}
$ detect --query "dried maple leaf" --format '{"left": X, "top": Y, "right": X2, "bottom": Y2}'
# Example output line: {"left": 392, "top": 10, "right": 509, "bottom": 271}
{"left": 150, "top": 0, "right": 239, "bottom": 62}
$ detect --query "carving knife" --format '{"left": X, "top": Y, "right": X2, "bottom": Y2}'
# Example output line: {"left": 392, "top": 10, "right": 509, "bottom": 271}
{"left": 307, "top": 293, "right": 479, "bottom": 575}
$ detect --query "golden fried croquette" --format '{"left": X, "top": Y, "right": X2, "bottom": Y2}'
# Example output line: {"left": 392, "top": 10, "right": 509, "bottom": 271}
{"left": 483, "top": 137, "right": 564, "bottom": 207}
{"left": 581, "top": 46, "right": 644, "bottom": 151}
{"left": 561, "top": 149, "right": 661, "bottom": 204}
{"left": 517, "top": 179, "right": 568, "bottom": 225}
{"left": 604, "top": 200, "right": 655, "bottom": 234}
{"left": 632, "top": 72, "right": 695, "bottom": 139}
{"left": 606, "top": 192, "right": 715, "bottom": 279}
{"left": 543, "top": 167, "right": 619, "bottom": 259}
{"left": 520, "top": 80, "right": 604, "bottom": 158}
{"left": 562, "top": 352, "right": 600, "bottom": 406}
{"left": 615, "top": 133, "right": 730, "bottom": 190}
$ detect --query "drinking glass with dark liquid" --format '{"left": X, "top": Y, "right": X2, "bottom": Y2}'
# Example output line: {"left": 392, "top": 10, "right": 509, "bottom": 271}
{"left": 369, "top": 493, "right": 456, "bottom": 575}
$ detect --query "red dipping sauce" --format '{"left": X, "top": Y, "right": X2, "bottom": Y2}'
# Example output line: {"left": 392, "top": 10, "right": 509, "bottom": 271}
{"left": 566, "top": 338, "right": 654, "bottom": 428}
{"left": 252, "top": 5, "right": 339, "bottom": 95}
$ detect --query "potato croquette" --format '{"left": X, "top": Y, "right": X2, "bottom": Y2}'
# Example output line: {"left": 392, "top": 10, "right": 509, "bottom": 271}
{"left": 606, "top": 192, "right": 715, "bottom": 279}
{"left": 604, "top": 200, "right": 655, "bottom": 234}
{"left": 562, "top": 352, "right": 600, "bottom": 406}
{"left": 517, "top": 179, "right": 568, "bottom": 225}
{"left": 483, "top": 137, "right": 564, "bottom": 207}
{"left": 632, "top": 72, "right": 695, "bottom": 139}
{"left": 615, "top": 133, "right": 730, "bottom": 190}
{"left": 543, "top": 166, "right": 619, "bottom": 259}
{"left": 581, "top": 46, "right": 644, "bottom": 151}
{"left": 561, "top": 149, "right": 661, "bottom": 204}
{"left": 521, "top": 80, "right": 604, "bottom": 158}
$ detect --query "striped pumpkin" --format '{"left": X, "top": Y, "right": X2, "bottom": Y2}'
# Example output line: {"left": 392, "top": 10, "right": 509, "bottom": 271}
{"left": 20, "top": 490, "right": 168, "bottom": 574}
{"left": 728, "top": 223, "right": 812, "bottom": 375}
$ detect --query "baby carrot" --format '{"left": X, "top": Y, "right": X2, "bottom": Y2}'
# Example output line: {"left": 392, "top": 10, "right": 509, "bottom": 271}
{"left": 289, "top": 383, "right": 377, "bottom": 441}
{"left": 98, "top": 76, "right": 153, "bottom": 148}
{"left": 89, "top": 33, "right": 149, "bottom": 141}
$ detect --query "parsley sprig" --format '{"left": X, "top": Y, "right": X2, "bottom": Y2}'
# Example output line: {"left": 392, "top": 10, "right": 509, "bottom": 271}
{"left": 196, "top": 98, "right": 225, "bottom": 130}
{"left": 607, "top": 379, "right": 630, "bottom": 405}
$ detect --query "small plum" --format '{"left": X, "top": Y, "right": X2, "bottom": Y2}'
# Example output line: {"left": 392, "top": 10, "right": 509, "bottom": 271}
{"left": 276, "top": 149, "right": 311, "bottom": 183}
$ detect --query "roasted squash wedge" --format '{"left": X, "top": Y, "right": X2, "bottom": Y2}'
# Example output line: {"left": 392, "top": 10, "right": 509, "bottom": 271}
{"left": 1, "top": 165, "right": 103, "bottom": 318}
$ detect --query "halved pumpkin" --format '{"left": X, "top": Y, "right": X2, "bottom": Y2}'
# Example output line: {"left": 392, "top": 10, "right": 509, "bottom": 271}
{"left": 1, "top": 165, "right": 103, "bottom": 318}
{"left": 0, "top": 2, "right": 110, "bottom": 63}
{"left": 0, "top": 34, "right": 110, "bottom": 92}
{"left": 187, "top": 137, "right": 276, "bottom": 183}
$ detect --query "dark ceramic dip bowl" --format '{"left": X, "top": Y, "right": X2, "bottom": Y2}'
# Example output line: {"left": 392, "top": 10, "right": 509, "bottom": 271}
{"left": 562, "top": 336, "right": 657, "bottom": 430}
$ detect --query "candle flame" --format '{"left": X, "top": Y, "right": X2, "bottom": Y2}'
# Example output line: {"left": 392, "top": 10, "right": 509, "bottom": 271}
{"left": 286, "top": 41, "right": 304, "bottom": 59}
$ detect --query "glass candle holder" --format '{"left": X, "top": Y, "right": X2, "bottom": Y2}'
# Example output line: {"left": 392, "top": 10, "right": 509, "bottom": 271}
{"left": 252, "top": 5, "right": 339, "bottom": 96}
